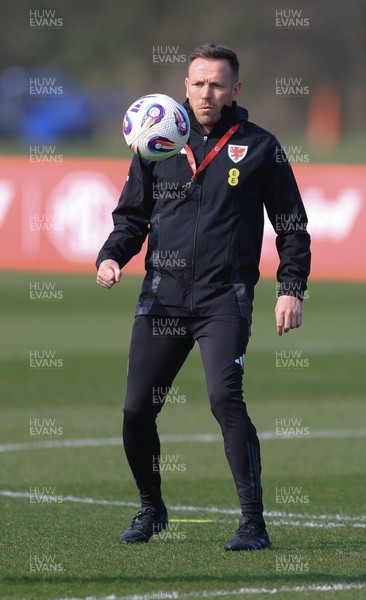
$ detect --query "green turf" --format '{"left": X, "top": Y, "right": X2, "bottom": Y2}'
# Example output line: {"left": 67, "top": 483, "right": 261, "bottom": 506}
{"left": 0, "top": 273, "right": 365, "bottom": 600}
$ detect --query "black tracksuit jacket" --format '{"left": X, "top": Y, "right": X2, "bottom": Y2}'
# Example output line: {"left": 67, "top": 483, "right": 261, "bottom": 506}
{"left": 96, "top": 101, "right": 311, "bottom": 323}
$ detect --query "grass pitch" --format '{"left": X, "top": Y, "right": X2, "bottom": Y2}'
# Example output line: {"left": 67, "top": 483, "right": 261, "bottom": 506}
{"left": 0, "top": 273, "right": 365, "bottom": 600}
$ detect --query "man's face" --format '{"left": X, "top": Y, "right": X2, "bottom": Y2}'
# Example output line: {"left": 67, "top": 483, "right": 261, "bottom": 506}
{"left": 185, "top": 58, "right": 241, "bottom": 133}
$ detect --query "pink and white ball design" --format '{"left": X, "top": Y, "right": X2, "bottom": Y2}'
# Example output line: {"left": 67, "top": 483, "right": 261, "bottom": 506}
{"left": 122, "top": 94, "right": 190, "bottom": 161}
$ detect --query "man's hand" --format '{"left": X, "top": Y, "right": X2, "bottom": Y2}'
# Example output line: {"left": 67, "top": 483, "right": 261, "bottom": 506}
{"left": 96, "top": 259, "right": 122, "bottom": 289}
{"left": 275, "top": 295, "right": 302, "bottom": 336}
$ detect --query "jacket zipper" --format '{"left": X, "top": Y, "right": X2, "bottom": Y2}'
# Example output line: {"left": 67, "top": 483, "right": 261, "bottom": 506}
{"left": 190, "top": 134, "right": 208, "bottom": 315}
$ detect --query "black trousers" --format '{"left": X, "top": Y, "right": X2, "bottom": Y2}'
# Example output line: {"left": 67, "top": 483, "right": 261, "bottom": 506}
{"left": 123, "top": 315, "right": 264, "bottom": 517}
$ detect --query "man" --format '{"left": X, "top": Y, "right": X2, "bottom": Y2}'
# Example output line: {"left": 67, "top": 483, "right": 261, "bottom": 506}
{"left": 96, "top": 43, "right": 311, "bottom": 551}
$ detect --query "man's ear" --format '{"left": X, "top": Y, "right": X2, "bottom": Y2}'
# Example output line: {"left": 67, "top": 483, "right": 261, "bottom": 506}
{"left": 233, "top": 80, "right": 242, "bottom": 100}
{"left": 185, "top": 77, "right": 189, "bottom": 98}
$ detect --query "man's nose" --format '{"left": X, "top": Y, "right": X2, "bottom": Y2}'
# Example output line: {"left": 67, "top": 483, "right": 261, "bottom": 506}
{"left": 201, "top": 84, "right": 212, "bottom": 99}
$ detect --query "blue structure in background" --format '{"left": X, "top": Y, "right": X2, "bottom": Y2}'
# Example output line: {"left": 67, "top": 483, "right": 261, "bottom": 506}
{"left": 0, "top": 66, "right": 124, "bottom": 143}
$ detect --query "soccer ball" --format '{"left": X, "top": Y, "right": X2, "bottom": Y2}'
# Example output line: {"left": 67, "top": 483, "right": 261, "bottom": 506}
{"left": 122, "top": 93, "right": 190, "bottom": 161}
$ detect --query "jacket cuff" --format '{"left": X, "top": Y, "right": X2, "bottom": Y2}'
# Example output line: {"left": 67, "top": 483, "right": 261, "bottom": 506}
{"left": 276, "top": 282, "right": 307, "bottom": 301}
{"left": 95, "top": 254, "right": 123, "bottom": 270}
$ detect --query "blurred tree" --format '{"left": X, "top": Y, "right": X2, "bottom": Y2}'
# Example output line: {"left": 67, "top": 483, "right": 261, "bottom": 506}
{"left": 1, "top": 0, "right": 365, "bottom": 138}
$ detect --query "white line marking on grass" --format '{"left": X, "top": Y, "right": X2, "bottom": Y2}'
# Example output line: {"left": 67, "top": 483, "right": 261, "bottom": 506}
{"left": 0, "top": 490, "right": 140, "bottom": 509}
{"left": 263, "top": 510, "right": 366, "bottom": 522}
{"left": 1, "top": 490, "right": 365, "bottom": 528}
{"left": 269, "top": 518, "right": 366, "bottom": 529}
{"left": 1, "top": 428, "right": 366, "bottom": 454}
{"left": 53, "top": 581, "right": 366, "bottom": 600}
{"left": 260, "top": 428, "right": 366, "bottom": 440}
{"left": 0, "top": 435, "right": 215, "bottom": 453}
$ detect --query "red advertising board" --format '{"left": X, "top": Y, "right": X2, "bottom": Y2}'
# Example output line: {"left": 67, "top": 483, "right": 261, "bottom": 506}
{"left": 0, "top": 157, "right": 365, "bottom": 280}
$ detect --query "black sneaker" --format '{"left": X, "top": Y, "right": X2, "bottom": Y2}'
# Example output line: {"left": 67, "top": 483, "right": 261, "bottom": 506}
{"left": 224, "top": 516, "right": 272, "bottom": 551}
{"left": 118, "top": 500, "right": 168, "bottom": 544}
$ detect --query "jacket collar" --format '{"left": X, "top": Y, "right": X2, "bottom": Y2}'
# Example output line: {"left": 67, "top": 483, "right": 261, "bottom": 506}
{"left": 183, "top": 99, "right": 248, "bottom": 138}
